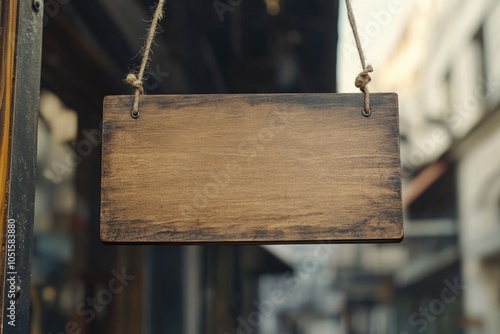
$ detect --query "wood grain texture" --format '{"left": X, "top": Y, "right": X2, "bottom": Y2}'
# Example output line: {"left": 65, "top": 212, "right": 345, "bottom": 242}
{"left": 101, "top": 93, "right": 403, "bottom": 243}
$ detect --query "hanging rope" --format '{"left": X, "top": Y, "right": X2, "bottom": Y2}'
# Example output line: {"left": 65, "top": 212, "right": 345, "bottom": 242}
{"left": 345, "top": 0, "right": 372, "bottom": 116}
{"left": 125, "top": 0, "right": 167, "bottom": 118}
{"left": 126, "top": 0, "right": 370, "bottom": 117}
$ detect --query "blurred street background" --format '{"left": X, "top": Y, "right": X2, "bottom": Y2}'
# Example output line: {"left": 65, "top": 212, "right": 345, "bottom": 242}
{"left": 32, "top": 0, "right": 500, "bottom": 333}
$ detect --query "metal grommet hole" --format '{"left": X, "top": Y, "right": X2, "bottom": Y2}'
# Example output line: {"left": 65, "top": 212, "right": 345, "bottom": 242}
{"left": 131, "top": 110, "right": 140, "bottom": 119}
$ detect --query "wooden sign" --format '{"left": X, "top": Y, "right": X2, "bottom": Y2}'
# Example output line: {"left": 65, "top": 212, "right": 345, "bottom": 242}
{"left": 100, "top": 93, "right": 402, "bottom": 243}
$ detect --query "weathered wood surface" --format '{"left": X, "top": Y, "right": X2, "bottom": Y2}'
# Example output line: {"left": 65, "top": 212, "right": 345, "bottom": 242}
{"left": 101, "top": 93, "right": 403, "bottom": 243}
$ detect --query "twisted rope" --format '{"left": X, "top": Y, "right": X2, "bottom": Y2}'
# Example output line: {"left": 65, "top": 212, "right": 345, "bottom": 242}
{"left": 125, "top": 0, "right": 166, "bottom": 118}
{"left": 345, "top": 0, "right": 373, "bottom": 116}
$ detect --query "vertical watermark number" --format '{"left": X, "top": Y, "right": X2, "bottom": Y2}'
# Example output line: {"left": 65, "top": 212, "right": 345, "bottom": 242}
{"left": 5, "top": 218, "right": 18, "bottom": 327}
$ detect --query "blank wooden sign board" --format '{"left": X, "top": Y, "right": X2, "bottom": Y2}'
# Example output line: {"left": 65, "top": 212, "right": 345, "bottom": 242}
{"left": 100, "top": 93, "right": 403, "bottom": 243}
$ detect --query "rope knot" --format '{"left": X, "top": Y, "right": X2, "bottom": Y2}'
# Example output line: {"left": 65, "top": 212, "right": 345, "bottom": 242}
{"left": 123, "top": 0, "right": 166, "bottom": 118}
{"left": 354, "top": 65, "right": 373, "bottom": 93}
{"left": 125, "top": 73, "right": 144, "bottom": 94}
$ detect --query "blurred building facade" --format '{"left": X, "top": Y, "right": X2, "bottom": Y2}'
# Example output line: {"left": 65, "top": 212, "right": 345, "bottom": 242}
{"left": 375, "top": 0, "right": 499, "bottom": 333}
